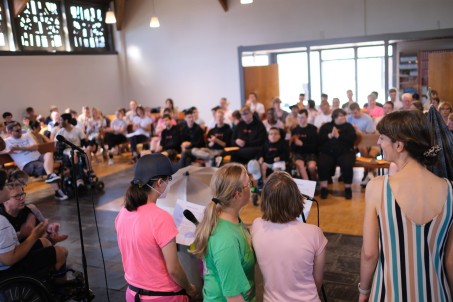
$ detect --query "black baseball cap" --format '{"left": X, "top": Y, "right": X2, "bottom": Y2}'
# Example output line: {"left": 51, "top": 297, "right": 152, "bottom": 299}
{"left": 133, "top": 154, "right": 175, "bottom": 185}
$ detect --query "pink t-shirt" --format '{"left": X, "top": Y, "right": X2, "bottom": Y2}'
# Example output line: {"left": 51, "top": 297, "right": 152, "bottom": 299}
{"left": 366, "top": 106, "right": 384, "bottom": 118}
{"left": 251, "top": 218, "right": 328, "bottom": 302}
{"left": 115, "top": 203, "right": 188, "bottom": 302}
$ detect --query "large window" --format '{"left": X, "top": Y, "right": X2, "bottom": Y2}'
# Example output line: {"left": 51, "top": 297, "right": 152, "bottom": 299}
{"left": 277, "top": 52, "right": 308, "bottom": 107}
{"left": 321, "top": 48, "right": 356, "bottom": 104}
{"left": 0, "top": 1, "right": 8, "bottom": 49}
{"left": 68, "top": 1, "right": 109, "bottom": 50}
{"left": 1, "top": 0, "right": 114, "bottom": 54}
{"left": 241, "top": 41, "right": 393, "bottom": 107}
{"left": 15, "top": 0, "right": 65, "bottom": 51}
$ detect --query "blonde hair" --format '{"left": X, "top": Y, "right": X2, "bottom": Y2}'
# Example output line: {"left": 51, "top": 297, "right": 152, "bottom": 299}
{"left": 191, "top": 163, "right": 247, "bottom": 258}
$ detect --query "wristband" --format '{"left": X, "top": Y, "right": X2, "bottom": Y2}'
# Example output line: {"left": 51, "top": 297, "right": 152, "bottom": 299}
{"left": 358, "top": 283, "right": 370, "bottom": 295}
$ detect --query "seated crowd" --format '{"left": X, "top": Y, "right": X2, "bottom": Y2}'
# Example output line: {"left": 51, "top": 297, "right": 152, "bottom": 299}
{"left": 0, "top": 88, "right": 451, "bottom": 301}
{"left": 1, "top": 88, "right": 451, "bottom": 202}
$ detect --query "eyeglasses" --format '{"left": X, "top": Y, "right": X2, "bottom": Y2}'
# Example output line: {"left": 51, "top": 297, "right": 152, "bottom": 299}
{"left": 243, "top": 180, "right": 253, "bottom": 190}
{"left": 10, "top": 192, "right": 26, "bottom": 200}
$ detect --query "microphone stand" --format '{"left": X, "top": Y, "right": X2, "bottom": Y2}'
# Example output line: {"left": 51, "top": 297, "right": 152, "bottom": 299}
{"left": 68, "top": 147, "right": 91, "bottom": 301}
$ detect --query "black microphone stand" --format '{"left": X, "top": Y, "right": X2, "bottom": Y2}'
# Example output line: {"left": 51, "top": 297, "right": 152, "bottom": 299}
{"left": 68, "top": 147, "right": 91, "bottom": 301}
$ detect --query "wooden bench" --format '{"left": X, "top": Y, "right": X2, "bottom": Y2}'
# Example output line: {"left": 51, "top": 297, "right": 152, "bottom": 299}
{"left": 353, "top": 133, "right": 390, "bottom": 175}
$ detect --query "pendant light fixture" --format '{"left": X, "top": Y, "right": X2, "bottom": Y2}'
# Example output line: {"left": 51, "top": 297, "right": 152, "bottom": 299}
{"left": 150, "top": 0, "right": 160, "bottom": 28}
{"left": 105, "top": 9, "right": 116, "bottom": 24}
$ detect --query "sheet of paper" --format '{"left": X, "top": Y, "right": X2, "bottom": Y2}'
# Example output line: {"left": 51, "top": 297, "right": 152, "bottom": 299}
{"left": 173, "top": 199, "right": 206, "bottom": 246}
{"left": 292, "top": 178, "right": 317, "bottom": 221}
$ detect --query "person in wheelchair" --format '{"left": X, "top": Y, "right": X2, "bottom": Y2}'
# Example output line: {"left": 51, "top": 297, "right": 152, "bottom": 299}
{"left": 0, "top": 170, "right": 68, "bottom": 245}
{"left": 0, "top": 169, "right": 68, "bottom": 279}
{"left": 55, "top": 113, "right": 95, "bottom": 188}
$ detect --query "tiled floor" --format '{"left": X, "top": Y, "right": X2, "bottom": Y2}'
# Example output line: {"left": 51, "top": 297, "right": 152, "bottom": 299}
{"left": 23, "top": 163, "right": 362, "bottom": 301}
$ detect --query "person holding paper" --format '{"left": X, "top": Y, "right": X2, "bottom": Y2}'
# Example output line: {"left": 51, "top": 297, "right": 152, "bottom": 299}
{"left": 251, "top": 171, "right": 327, "bottom": 302}
{"left": 192, "top": 163, "right": 256, "bottom": 301}
{"left": 115, "top": 153, "right": 197, "bottom": 302}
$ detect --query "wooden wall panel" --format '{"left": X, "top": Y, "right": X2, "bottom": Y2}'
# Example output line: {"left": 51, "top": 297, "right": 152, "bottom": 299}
{"left": 428, "top": 52, "right": 453, "bottom": 104}
{"left": 243, "top": 64, "right": 279, "bottom": 111}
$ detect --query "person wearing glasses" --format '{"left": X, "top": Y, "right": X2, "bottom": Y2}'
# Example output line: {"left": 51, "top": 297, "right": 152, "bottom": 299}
{"left": 0, "top": 171, "right": 68, "bottom": 279}
{"left": 192, "top": 163, "right": 256, "bottom": 301}
{"left": 3, "top": 121, "right": 67, "bottom": 200}
{"left": 438, "top": 101, "right": 452, "bottom": 125}
{"left": 0, "top": 170, "right": 68, "bottom": 245}
{"left": 115, "top": 153, "right": 197, "bottom": 302}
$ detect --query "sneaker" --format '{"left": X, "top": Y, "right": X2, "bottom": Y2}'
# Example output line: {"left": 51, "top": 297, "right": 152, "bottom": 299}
{"left": 320, "top": 188, "right": 329, "bottom": 199}
{"left": 214, "top": 156, "right": 223, "bottom": 168}
{"left": 76, "top": 179, "right": 85, "bottom": 188}
{"left": 108, "top": 158, "right": 114, "bottom": 165}
{"left": 55, "top": 190, "right": 68, "bottom": 200}
{"left": 45, "top": 173, "right": 61, "bottom": 183}
{"left": 345, "top": 188, "right": 352, "bottom": 200}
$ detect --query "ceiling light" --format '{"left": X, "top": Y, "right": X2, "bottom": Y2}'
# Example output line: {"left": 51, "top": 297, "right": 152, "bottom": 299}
{"left": 105, "top": 10, "right": 116, "bottom": 24}
{"left": 241, "top": 0, "right": 253, "bottom": 4}
{"left": 150, "top": 17, "right": 160, "bottom": 28}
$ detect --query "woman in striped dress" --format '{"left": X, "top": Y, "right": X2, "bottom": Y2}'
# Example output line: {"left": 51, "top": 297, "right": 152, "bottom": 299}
{"left": 359, "top": 110, "right": 453, "bottom": 302}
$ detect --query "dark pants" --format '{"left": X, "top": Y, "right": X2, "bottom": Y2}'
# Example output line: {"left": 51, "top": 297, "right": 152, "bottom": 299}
{"left": 318, "top": 151, "right": 356, "bottom": 184}
{"left": 230, "top": 147, "right": 261, "bottom": 164}
{"left": 129, "top": 135, "right": 149, "bottom": 154}
{"left": 104, "top": 133, "right": 128, "bottom": 150}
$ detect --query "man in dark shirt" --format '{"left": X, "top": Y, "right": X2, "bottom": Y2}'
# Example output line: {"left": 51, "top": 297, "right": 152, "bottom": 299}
{"left": 158, "top": 114, "right": 183, "bottom": 160}
{"left": 179, "top": 109, "right": 205, "bottom": 167}
{"left": 230, "top": 105, "right": 266, "bottom": 164}
{"left": 191, "top": 109, "right": 232, "bottom": 166}
{"left": 290, "top": 109, "right": 318, "bottom": 180}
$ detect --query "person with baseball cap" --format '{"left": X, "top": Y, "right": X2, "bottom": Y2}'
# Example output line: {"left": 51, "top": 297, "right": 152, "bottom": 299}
{"left": 115, "top": 153, "right": 197, "bottom": 302}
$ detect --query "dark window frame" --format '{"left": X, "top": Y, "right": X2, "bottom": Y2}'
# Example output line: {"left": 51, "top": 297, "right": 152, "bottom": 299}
{"left": 65, "top": 0, "right": 114, "bottom": 53}
{"left": 0, "top": 0, "right": 10, "bottom": 50}
{"left": 11, "top": 0, "right": 67, "bottom": 51}
{"left": 1, "top": 0, "right": 115, "bottom": 55}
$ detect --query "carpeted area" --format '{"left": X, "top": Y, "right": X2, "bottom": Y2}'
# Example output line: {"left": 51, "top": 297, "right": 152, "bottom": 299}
{"left": 23, "top": 167, "right": 362, "bottom": 301}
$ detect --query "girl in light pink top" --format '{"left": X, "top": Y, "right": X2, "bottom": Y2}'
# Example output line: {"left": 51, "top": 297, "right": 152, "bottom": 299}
{"left": 251, "top": 172, "right": 327, "bottom": 302}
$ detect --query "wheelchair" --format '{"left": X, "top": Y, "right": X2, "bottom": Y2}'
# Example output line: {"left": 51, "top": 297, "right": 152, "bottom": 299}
{"left": 0, "top": 269, "right": 94, "bottom": 302}
{"left": 55, "top": 142, "right": 104, "bottom": 198}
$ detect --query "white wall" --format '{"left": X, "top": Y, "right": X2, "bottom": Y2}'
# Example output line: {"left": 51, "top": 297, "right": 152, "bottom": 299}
{"left": 122, "top": 0, "right": 453, "bottom": 121}
{"left": 0, "top": 54, "right": 124, "bottom": 120}
{"left": 0, "top": 1, "right": 128, "bottom": 121}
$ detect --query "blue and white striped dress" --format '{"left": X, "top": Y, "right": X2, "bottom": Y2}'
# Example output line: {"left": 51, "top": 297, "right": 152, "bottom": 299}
{"left": 370, "top": 175, "right": 453, "bottom": 301}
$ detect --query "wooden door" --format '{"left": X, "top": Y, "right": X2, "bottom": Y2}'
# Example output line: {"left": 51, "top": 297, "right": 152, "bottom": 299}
{"left": 243, "top": 64, "right": 279, "bottom": 111}
{"left": 428, "top": 52, "right": 453, "bottom": 103}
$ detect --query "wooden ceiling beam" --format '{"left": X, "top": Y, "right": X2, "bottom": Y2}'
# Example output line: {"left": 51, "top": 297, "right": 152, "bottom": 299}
{"left": 114, "top": 0, "right": 125, "bottom": 30}
{"left": 218, "top": 0, "right": 228, "bottom": 12}
{"left": 13, "top": 0, "right": 30, "bottom": 17}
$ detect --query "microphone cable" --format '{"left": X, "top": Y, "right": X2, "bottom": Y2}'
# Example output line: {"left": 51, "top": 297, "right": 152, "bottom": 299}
{"left": 83, "top": 151, "right": 111, "bottom": 302}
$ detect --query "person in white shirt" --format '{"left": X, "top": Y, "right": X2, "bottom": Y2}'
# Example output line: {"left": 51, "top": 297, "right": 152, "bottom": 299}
{"left": 388, "top": 88, "right": 403, "bottom": 110}
{"left": 4, "top": 122, "right": 67, "bottom": 200}
{"left": 246, "top": 92, "right": 265, "bottom": 117}
{"left": 313, "top": 100, "right": 332, "bottom": 129}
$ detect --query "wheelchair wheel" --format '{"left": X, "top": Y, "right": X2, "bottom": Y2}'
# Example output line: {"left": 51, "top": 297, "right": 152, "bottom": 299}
{"left": 0, "top": 276, "right": 53, "bottom": 302}
{"left": 96, "top": 181, "right": 104, "bottom": 191}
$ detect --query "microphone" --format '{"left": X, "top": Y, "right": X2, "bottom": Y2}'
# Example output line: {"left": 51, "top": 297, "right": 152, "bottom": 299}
{"left": 56, "top": 135, "right": 85, "bottom": 154}
{"left": 301, "top": 193, "right": 317, "bottom": 202}
{"left": 183, "top": 209, "right": 199, "bottom": 226}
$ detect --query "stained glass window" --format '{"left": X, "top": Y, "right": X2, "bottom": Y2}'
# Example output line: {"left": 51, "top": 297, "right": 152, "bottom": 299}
{"left": 15, "top": 0, "right": 65, "bottom": 51}
{"left": 68, "top": 2, "right": 108, "bottom": 50}
{"left": 0, "top": 2, "right": 7, "bottom": 49}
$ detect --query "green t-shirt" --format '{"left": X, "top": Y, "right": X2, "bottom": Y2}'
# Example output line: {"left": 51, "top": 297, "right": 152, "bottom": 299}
{"left": 203, "top": 219, "right": 256, "bottom": 301}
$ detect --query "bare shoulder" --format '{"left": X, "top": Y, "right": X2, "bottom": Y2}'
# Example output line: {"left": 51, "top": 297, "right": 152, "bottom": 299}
{"left": 364, "top": 176, "right": 385, "bottom": 207}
